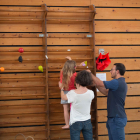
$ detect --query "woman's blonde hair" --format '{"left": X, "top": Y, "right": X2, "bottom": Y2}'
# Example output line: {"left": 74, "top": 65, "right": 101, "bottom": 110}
{"left": 62, "top": 60, "right": 76, "bottom": 90}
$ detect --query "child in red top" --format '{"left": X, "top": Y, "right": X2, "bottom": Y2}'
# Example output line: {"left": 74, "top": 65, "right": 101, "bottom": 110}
{"left": 59, "top": 57, "right": 85, "bottom": 129}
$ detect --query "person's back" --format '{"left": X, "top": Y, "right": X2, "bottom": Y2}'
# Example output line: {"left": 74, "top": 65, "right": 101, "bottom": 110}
{"left": 64, "top": 70, "right": 94, "bottom": 140}
{"left": 67, "top": 89, "right": 94, "bottom": 125}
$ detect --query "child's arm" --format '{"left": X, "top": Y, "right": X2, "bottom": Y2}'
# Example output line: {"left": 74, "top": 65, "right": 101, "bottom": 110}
{"left": 65, "top": 56, "right": 72, "bottom": 60}
{"left": 77, "top": 61, "right": 86, "bottom": 66}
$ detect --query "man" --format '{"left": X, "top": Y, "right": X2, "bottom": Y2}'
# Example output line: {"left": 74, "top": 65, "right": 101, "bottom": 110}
{"left": 89, "top": 63, "right": 127, "bottom": 140}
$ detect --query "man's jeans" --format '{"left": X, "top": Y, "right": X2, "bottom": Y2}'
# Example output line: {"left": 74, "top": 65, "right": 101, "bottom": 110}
{"left": 106, "top": 115, "right": 127, "bottom": 140}
{"left": 70, "top": 119, "right": 93, "bottom": 140}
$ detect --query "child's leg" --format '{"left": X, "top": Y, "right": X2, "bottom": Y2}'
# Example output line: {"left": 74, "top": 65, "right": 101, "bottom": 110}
{"left": 62, "top": 104, "right": 69, "bottom": 129}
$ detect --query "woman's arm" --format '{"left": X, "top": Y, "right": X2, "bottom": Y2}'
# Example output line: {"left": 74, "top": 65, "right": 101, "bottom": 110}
{"left": 59, "top": 81, "right": 68, "bottom": 100}
{"left": 61, "top": 90, "right": 68, "bottom": 100}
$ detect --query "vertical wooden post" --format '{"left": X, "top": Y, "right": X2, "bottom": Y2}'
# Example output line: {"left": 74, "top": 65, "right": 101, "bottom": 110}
{"left": 41, "top": 4, "right": 50, "bottom": 140}
{"left": 89, "top": 5, "right": 98, "bottom": 140}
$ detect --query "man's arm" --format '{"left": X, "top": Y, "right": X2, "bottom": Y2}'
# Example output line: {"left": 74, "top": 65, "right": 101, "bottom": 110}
{"left": 96, "top": 86, "right": 109, "bottom": 96}
{"left": 88, "top": 71, "right": 108, "bottom": 96}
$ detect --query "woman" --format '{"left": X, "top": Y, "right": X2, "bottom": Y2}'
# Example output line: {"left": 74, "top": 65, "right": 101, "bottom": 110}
{"left": 59, "top": 70, "right": 94, "bottom": 140}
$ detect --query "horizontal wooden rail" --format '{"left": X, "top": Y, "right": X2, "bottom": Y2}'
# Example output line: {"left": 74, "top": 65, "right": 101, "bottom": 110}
{"left": 0, "top": 112, "right": 46, "bottom": 116}
{"left": 0, "top": 94, "right": 45, "bottom": 97}
{"left": 47, "top": 18, "right": 92, "bottom": 22}
{"left": 0, "top": 104, "right": 46, "bottom": 107}
{"left": 0, "top": 33, "right": 93, "bottom": 38}
{"left": 0, "top": 7, "right": 95, "bottom": 13}
{"left": 0, "top": 47, "right": 92, "bottom": 52}
{"left": 47, "top": 9, "right": 95, "bottom": 13}
{"left": 0, "top": 87, "right": 44, "bottom": 91}
{"left": 0, "top": 17, "right": 43, "bottom": 21}
{"left": 0, "top": 120, "right": 47, "bottom": 125}
{"left": 0, "top": 85, "right": 46, "bottom": 88}
{"left": 0, "top": 129, "right": 47, "bottom": 134}
{"left": 0, "top": 76, "right": 45, "bottom": 79}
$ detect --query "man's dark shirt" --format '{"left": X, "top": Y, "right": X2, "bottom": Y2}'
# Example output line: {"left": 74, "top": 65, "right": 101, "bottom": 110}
{"left": 103, "top": 77, "right": 127, "bottom": 118}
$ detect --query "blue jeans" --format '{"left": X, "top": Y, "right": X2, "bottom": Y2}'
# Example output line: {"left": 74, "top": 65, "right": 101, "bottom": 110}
{"left": 70, "top": 119, "right": 93, "bottom": 140}
{"left": 106, "top": 115, "right": 127, "bottom": 140}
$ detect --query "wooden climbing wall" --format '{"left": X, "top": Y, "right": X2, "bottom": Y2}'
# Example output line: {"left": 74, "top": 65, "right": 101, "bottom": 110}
{"left": 0, "top": 0, "right": 140, "bottom": 140}
{"left": 0, "top": 3, "right": 97, "bottom": 140}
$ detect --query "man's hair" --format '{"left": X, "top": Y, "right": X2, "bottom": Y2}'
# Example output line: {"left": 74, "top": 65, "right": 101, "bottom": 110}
{"left": 114, "top": 63, "right": 126, "bottom": 76}
{"left": 75, "top": 70, "right": 93, "bottom": 87}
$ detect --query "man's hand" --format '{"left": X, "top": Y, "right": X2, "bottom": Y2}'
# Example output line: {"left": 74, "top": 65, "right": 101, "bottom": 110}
{"left": 86, "top": 69, "right": 91, "bottom": 73}
{"left": 66, "top": 56, "right": 72, "bottom": 60}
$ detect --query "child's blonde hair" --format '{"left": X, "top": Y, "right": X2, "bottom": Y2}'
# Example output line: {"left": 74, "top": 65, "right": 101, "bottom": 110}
{"left": 62, "top": 60, "right": 76, "bottom": 90}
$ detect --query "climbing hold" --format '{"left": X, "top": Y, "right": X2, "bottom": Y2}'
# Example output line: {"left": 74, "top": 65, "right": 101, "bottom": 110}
{"left": 0, "top": 67, "right": 4, "bottom": 72}
{"left": 18, "top": 48, "right": 24, "bottom": 53}
{"left": 38, "top": 65, "right": 43, "bottom": 72}
{"left": 82, "top": 61, "right": 87, "bottom": 66}
{"left": 18, "top": 56, "right": 23, "bottom": 63}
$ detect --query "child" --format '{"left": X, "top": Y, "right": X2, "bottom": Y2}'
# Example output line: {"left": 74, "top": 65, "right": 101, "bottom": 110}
{"left": 59, "top": 57, "right": 85, "bottom": 129}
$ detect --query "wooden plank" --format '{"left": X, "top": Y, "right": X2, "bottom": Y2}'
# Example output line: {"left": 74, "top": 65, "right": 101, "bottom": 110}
{"left": 0, "top": 88, "right": 45, "bottom": 100}
{"left": 0, "top": 61, "right": 44, "bottom": 70}
{"left": 0, "top": 38, "right": 90, "bottom": 45}
{"left": 102, "top": 59, "right": 140, "bottom": 71}
{"left": 0, "top": 0, "right": 90, "bottom": 6}
{"left": 91, "top": 0, "right": 140, "bottom": 7}
{"left": 96, "top": 8, "right": 140, "bottom": 19}
{"left": 0, "top": 0, "right": 140, "bottom": 7}
{"left": 1, "top": 7, "right": 140, "bottom": 20}
{"left": 95, "top": 21, "right": 140, "bottom": 32}
{"left": 0, "top": 52, "right": 91, "bottom": 61}
{"left": 0, "top": 24, "right": 89, "bottom": 32}
{"left": 0, "top": 100, "right": 45, "bottom": 106}
{"left": 0, "top": 24, "right": 42, "bottom": 32}
{"left": 97, "top": 96, "right": 140, "bottom": 109}
{"left": 0, "top": 33, "right": 92, "bottom": 38}
{"left": 98, "top": 134, "right": 140, "bottom": 140}
{"left": 98, "top": 109, "right": 140, "bottom": 122}
{"left": 0, "top": 78, "right": 45, "bottom": 88}
{"left": 1, "top": 34, "right": 140, "bottom": 45}
{"left": 0, "top": 52, "right": 45, "bottom": 61}
{"left": 0, "top": 46, "right": 91, "bottom": 52}
{"left": 0, "top": 46, "right": 44, "bottom": 52}
{"left": 97, "top": 83, "right": 140, "bottom": 96}
{"left": 1, "top": 21, "right": 140, "bottom": 33}
{"left": 0, "top": 38, "right": 42, "bottom": 45}
{"left": 0, "top": 105, "right": 46, "bottom": 116}
{"left": 0, "top": 73, "right": 44, "bottom": 78}
{"left": 0, "top": 126, "right": 46, "bottom": 133}
{"left": 0, "top": 6, "right": 44, "bottom": 12}
{"left": 95, "top": 46, "right": 140, "bottom": 57}
{"left": 1, "top": 46, "right": 140, "bottom": 58}
{"left": 98, "top": 121, "right": 140, "bottom": 135}
{"left": 95, "top": 33, "right": 140, "bottom": 45}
